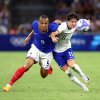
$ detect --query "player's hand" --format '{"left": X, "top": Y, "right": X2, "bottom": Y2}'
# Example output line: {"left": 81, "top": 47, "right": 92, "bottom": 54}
{"left": 50, "top": 31, "right": 59, "bottom": 43}
{"left": 52, "top": 37, "right": 59, "bottom": 43}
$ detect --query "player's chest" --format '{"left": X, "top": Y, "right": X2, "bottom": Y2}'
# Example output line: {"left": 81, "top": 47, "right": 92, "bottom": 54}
{"left": 57, "top": 32, "right": 73, "bottom": 40}
{"left": 34, "top": 30, "right": 50, "bottom": 37}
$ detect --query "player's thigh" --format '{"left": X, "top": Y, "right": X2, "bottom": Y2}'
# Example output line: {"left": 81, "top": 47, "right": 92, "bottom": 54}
{"left": 67, "top": 59, "right": 75, "bottom": 67}
{"left": 65, "top": 48, "right": 75, "bottom": 67}
{"left": 40, "top": 52, "right": 53, "bottom": 70}
{"left": 26, "top": 44, "right": 39, "bottom": 62}
{"left": 53, "top": 51, "right": 66, "bottom": 68}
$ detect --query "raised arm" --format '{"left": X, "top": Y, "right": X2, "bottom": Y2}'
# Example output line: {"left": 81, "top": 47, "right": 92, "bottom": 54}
{"left": 23, "top": 30, "right": 33, "bottom": 45}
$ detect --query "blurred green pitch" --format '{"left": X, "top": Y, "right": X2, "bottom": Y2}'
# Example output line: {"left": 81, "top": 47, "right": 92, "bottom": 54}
{"left": 0, "top": 51, "right": 100, "bottom": 100}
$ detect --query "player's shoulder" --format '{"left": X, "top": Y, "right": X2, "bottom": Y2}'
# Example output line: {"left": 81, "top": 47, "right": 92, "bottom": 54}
{"left": 61, "top": 22, "right": 67, "bottom": 27}
{"left": 58, "top": 22, "right": 67, "bottom": 30}
{"left": 32, "top": 20, "right": 38, "bottom": 29}
{"left": 32, "top": 20, "right": 38, "bottom": 25}
{"left": 49, "top": 22, "right": 58, "bottom": 27}
{"left": 49, "top": 22, "right": 59, "bottom": 31}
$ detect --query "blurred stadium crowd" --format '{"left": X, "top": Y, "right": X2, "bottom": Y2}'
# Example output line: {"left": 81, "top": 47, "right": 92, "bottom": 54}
{"left": 0, "top": 0, "right": 100, "bottom": 35}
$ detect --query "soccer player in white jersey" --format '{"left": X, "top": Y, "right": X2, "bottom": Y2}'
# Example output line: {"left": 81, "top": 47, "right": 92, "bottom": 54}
{"left": 50, "top": 12, "right": 90, "bottom": 92}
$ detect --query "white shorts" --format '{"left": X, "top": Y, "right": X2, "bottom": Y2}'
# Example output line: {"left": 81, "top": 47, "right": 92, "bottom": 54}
{"left": 27, "top": 44, "right": 53, "bottom": 70}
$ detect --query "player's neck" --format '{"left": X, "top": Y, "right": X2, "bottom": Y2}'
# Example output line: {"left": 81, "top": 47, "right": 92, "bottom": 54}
{"left": 41, "top": 30, "right": 47, "bottom": 33}
{"left": 38, "top": 27, "right": 48, "bottom": 33}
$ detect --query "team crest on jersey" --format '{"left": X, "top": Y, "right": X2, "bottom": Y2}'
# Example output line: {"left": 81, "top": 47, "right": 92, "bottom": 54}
{"left": 41, "top": 40, "right": 45, "bottom": 44}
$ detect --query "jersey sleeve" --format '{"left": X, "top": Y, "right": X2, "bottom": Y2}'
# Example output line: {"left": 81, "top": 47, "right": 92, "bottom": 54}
{"left": 31, "top": 20, "right": 38, "bottom": 30}
{"left": 58, "top": 23, "right": 66, "bottom": 33}
{"left": 50, "top": 22, "right": 59, "bottom": 32}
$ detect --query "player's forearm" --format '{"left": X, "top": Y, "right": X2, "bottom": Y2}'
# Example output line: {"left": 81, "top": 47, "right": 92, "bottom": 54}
{"left": 24, "top": 31, "right": 33, "bottom": 45}
{"left": 26, "top": 31, "right": 33, "bottom": 40}
{"left": 24, "top": 30, "right": 33, "bottom": 45}
{"left": 50, "top": 31, "right": 59, "bottom": 38}
{"left": 50, "top": 31, "right": 59, "bottom": 43}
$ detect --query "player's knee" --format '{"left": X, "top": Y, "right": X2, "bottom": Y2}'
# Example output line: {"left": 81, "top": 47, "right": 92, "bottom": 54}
{"left": 41, "top": 74, "right": 47, "bottom": 78}
{"left": 40, "top": 69, "right": 48, "bottom": 78}
{"left": 41, "top": 72, "right": 48, "bottom": 78}
{"left": 61, "top": 65, "right": 69, "bottom": 72}
{"left": 25, "top": 59, "right": 35, "bottom": 69}
{"left": 24, "top": 63, "right": 33, "bottom": 70}
{"left": 67, "top": 60, "right": 75, "bottom": 67}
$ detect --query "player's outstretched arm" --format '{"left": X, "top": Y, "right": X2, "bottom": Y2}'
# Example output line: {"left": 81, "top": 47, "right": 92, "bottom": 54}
{"left": 50, "top": 31, "right": 59, "bottom": 43}
{"left": 23, "top": 30, "right": 33, "bottom": 45}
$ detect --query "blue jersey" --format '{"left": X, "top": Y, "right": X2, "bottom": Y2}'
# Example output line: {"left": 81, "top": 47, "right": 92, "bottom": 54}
{"left": 31, "top": 20, "right": 58, "bottom": 53}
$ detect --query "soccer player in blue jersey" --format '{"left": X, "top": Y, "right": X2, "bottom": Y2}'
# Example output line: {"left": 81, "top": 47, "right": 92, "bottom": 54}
{"left": 3, "top": 15, "right": 59, "bottom": 92}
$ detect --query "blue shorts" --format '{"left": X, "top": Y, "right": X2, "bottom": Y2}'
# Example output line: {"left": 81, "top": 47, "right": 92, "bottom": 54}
{"left": 53, "top": 48, "right": 74, "bottom": 68}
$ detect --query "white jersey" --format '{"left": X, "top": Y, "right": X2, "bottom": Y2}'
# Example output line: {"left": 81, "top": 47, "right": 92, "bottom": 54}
{"left": 54, "top": 22, "right": 76, "bottom": 53}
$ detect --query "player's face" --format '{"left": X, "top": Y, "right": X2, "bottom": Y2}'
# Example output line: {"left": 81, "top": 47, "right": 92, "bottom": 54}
{"left": 67, "top": 18, "right": 78, "bottom": 29}
{"left": 38, "top": 18, "right": 49, "bottom": 33}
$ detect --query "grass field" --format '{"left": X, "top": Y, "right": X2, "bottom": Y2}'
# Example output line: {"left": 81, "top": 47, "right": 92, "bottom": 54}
{"left": 0, "top": 51, "right": 100, "bottom": 100}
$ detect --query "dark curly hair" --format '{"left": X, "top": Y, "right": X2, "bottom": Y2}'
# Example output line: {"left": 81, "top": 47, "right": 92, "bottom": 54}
{"left": 66, "top": 12, "right": 79, "bottom": 21}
